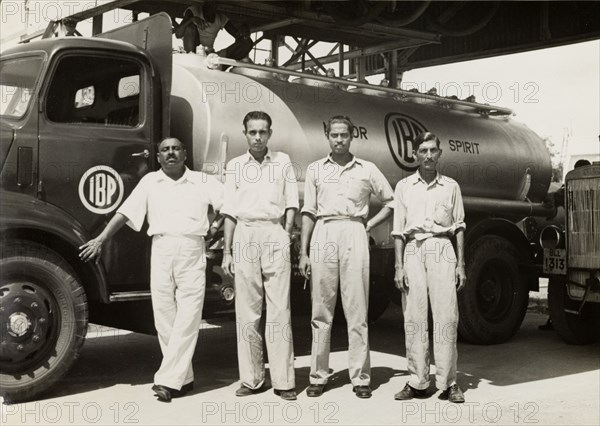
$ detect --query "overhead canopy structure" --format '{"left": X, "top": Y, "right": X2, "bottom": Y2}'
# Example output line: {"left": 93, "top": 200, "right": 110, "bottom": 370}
{"left": 22, "top": 0, "right": 600, "bottom": 81}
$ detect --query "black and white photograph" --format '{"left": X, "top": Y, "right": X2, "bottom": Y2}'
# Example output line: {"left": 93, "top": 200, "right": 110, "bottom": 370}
{"left": 1, "top": 1, "right": 599, "bottom": 425}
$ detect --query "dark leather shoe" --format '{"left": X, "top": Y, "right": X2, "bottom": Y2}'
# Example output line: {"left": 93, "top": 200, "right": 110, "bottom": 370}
{"left": 274, "top": 389, "right": 297, "bottom": 401}
{"left": 352, "top": 385, "right": 372, "bottom": 399}
{"left": 394, "top": 383, "right": 427, "bottom": 400}
{"left": 306, "top": 384, "right": 326, "bottom": 397}
{"left": 235, "top": 385, "right": 265, "bottom": 397}
{"left": 152, "top": 384, "right": 172, "bottom": 402}
{"left": 171, "top": 382, "right": 194, "bottom": 398}
{"left": 443, "top": 384, "right": 465, "bottom": 403}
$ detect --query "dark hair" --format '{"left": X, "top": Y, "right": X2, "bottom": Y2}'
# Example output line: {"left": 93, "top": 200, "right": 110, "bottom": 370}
{"left": 158, "top": 137, "right": 185, "bottom": 148}
{"left": 202, "top": 3, "right": 217, "bottom": 22}
{"left": 325, "top": 115, "right": 355, "bottom": 135}
{"left": 412, "top": 132, "right": 441, "bottom": 152}
{"left": 574, "top": 159, "right": 591, "bottom": 169}
{"left": 243, "top": 111, "right": 272, "bottom": 130}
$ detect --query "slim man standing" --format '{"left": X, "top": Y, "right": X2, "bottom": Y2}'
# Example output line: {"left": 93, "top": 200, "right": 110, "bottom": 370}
{"left": 221, "top": 111, "right": 298, "bottom": 401}
{"left": 299, "top": 115, "right": 394, "bottom": 399}
{"left": 80, "top": 137, "right": 223, "bottom": 402}
{"left": 392, "top": 131, "right": 466, "bottom": 403}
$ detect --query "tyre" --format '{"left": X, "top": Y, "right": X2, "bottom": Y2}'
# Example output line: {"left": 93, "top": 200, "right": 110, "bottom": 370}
{"left": 0, "top": 241, "right": 88, "bottom": 403}
{"left": 548, "top": 277, "right": 600, "bottom": 344}
{"left": 458, "top": 236, "right": 529, "bottom": 344}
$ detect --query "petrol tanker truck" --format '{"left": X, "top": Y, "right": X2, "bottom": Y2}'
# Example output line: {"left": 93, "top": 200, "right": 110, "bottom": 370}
{"left": 1, "top": 13, "right": 560, "bottom": 402}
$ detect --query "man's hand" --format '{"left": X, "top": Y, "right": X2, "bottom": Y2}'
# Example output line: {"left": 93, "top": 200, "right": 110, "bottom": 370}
{"left": 394, "top": 265, "right": 408, "bottom": 292}
{"left": 299, "top": 254, "right": 311, "bottom": 280}
{"left": 222, "top": 252, "right": 235, "bottom": 279}
{"left": 456, "top": 265, "right": 466, "bottom": 292}
{"left": 79, "top": 238, "right": 104, "bottom": 263}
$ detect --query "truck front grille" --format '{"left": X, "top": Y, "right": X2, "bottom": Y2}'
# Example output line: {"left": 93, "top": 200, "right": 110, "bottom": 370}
{"left": 566, "top": 177, "right": 600, "bottom": 270}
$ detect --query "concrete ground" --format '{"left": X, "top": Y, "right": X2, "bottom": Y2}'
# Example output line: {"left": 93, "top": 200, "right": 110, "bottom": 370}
{"left": 2, "top": 285, "right": 599, "bottom": 425}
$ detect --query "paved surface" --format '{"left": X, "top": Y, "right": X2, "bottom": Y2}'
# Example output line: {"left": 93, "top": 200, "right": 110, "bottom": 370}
{"left": 2, "top": 300, "right": 599, "bottom": 426}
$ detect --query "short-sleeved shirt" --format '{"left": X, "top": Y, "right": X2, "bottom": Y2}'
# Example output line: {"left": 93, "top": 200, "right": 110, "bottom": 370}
{"left": 301, "top": 155, "right": 394, "bottom": 219}
{"left": 185, "top": 5, "right": 229, "bottom": 49}
{"left": 117, "top": 167, "right": 224, "bottom": 237}
{"left": 392, "top": 171, "right": 465, "bottom": 241}
{"left": 221, "top": 150, "right": 299, "bottom": 221}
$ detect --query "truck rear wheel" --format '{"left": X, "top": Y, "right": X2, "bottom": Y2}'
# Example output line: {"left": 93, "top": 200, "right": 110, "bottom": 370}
{"left": 0, "top": 241, "right": 88, "bottom": 403}
{"left": 458, "top": 236, "right": 528, "bottom": 344}
{"left": 548, "top": 277, "right": 600, "bottom": 344}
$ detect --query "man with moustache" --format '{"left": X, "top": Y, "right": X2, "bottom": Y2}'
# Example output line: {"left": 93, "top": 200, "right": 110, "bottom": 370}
{"left": 392, "top": 131, "right": 466, "bottom": 403}
{"left": 79, "top": 137, "right": 223, "bottom": 402}
{"left": 298, "top": 115, "right": 394, "bottom": 399}
{"left": 221, "top": 111, "right": 298, "bottom": 401}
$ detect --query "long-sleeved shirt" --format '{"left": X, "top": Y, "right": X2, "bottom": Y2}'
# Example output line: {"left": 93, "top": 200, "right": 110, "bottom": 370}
{"left": 221, "top": 149, "right": 299, "bottom": 221}
{"left": 392, "top": 171, "right": 465, "bottom": 241}
{"left": 302, "top": 155, "right": 394, "bottom": 219}
{"left": 118, "top": 167, "right": 224, "bottom": 236}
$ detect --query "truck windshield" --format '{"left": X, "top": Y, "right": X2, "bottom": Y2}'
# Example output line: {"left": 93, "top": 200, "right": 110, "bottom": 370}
{"left": 0, "top": 56, "right": 43, "bottom": 119}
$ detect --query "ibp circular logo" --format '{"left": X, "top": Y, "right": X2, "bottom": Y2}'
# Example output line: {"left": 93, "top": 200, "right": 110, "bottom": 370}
{"left": 384, "top": 113, "right": 427, "bottom": 171}
{"left": 78, "top": 166, "right": 124, "bottom": 214}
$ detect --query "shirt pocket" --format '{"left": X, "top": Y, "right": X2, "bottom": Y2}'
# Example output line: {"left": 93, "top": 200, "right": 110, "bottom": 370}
{"left": 345, "top": 176, "right": 369, "bottom": 204}
{"left": 268, "top": 174, "right": 285, "bottom": 207}
{"left": 433, "top": 201, "right": 453, "bottom": 227}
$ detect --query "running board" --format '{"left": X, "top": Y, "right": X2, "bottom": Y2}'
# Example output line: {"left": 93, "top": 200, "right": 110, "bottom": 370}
{"left": 109, "top": 291, "right": 151, "bottom": 302}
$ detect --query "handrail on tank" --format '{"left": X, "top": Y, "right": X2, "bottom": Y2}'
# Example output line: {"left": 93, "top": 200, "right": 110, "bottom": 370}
{"left": 463, "top": 196, "right": 554, "bottom": 217}
{"left": 205, "top": 54, "right": 513, "bottom": 116}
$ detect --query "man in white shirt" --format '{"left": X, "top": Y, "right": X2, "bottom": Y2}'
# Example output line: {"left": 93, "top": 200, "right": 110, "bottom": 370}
{"left": 79, "top": 137, "right": 223, "bottom": 402}
{"left": 392, "top": 131, "right": 466, "bottom": 403}
{"left": 221, "top": 111, "right": 298, "bottom": 401}
{"left": 174, "top": 2, "right": 253, "bottom": 59}
{"left": 298, "top": 115, "right": 394, "bottom": 399}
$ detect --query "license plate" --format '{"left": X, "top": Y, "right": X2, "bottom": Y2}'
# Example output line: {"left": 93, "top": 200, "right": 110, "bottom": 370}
{"left": 543, "top": 248, "right": 566, "bottom": 275}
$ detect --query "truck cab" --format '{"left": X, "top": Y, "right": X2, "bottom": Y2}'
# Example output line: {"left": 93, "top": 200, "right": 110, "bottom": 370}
{"left": 0, "top": 37, "right": 163, "bottom": 402}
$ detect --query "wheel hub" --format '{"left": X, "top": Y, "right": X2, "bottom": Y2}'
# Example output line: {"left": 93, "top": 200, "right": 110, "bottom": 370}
{"left": 7, "top": 312, "right": 32, "bottom": 337}
{"left": 481, "top": 279, "right": 499, "bottom": 302}
{"left": 477, "top": 261, "right": 514, "bottom": 322}
{"left": 0, "top": 282, "right": 53, "bottom": 363}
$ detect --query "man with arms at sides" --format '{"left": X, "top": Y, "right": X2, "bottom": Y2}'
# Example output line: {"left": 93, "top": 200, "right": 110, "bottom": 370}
{"left": 298, "top": 115, "right": 394, "bottom": 399}
{"left": 221, "top": 111, "right": 299, "bottom": 401}
{"left": 174, "top": 1, "right": 253, "bottom": 59}
{"left": 392, "top": 131, "right": 466, "bottom": 403}
{"left": 80, "top": 137, "right": 223, "bottom": 402}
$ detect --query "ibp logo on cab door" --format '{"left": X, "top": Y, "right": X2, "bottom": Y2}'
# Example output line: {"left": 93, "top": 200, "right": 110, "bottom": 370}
{"left": 78, "top": 166, "right": 124, "bottom": 214}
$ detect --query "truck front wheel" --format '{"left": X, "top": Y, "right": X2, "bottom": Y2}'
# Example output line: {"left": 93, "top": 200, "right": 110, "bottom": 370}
{"left": 548, "top": 277, "right": 600, "bottom": 344}
{"left": 458, "top": 236, "right": 529, "bottom": 344}
{"left": 0, "top": 241, "right": 88, "bottom": 403}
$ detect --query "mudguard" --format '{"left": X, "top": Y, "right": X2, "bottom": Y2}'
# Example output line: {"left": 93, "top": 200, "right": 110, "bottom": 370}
{"left": 0, "top": 190, "right": 108, "bottom": 302}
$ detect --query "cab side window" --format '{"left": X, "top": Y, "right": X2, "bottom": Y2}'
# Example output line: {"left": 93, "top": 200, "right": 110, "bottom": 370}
{"left": 46, "top": 55, "right": 142, "bottom": 127}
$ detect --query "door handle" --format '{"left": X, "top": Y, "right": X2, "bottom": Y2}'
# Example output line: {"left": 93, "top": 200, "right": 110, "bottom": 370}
{"left": 131, "top": 149, "right": 150, "bottom": 158}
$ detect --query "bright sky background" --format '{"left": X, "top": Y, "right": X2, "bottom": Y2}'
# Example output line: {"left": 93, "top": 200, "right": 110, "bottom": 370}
{"left": 2, "top": 0, "right": 599, "bottom": 171}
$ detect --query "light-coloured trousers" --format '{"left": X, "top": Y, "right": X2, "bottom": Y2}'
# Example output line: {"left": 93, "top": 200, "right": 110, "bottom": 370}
{"left": 233, "top": 221, "right": 295, "bottom": 390}
{"left": 402, "top": 236, "right": 458, "bottom": 391}
{"left": 151, "top": 234, "right": 206, "bottom": 390}
{"left": 309, "top": 219, "right": 371, "bottom": 386}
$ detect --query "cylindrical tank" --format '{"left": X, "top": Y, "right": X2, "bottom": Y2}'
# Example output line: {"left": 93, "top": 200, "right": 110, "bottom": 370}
{"left": 170, "top": 54, "right": 552, "bottom": 204}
